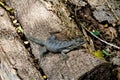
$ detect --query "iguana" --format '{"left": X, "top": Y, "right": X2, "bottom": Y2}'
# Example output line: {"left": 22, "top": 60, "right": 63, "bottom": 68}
{"left": 26, "top": 35, "right": 86, "bottom": 59}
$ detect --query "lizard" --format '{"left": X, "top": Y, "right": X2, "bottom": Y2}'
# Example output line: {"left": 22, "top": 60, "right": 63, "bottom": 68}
{"left": 26, "top": 34, "right": 86, "bottom": 59}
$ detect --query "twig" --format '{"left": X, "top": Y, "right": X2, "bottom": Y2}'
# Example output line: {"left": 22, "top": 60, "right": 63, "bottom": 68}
{"left": 79, "top": 22, "right": 120, "bottom": 49}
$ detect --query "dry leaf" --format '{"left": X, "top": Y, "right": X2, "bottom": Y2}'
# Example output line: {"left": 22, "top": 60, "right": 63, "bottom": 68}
{"left": 105, "top": 27, "right": 117, "bottom": 41}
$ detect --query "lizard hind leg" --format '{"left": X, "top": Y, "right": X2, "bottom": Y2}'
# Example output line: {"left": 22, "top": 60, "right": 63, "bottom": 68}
{"left": 61, "top": 49, "right": 70, "bottom": 59}
{"left": 39, "top": 47, "right": 48, "bottom": 58}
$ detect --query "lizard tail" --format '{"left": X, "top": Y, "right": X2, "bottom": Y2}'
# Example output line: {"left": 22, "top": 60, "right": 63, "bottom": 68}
{"left": 26, "top": 34, "right": 45, "bottom": 46}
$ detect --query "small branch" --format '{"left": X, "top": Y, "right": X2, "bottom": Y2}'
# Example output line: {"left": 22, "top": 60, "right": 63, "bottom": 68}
{"left": 80, "top": 22, "right": 120, "bottom": 49}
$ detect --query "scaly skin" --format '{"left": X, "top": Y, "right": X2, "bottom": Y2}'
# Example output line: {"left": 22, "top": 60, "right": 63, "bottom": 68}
{"left": 27, "top": 35, "right": 85, "bottom": 58}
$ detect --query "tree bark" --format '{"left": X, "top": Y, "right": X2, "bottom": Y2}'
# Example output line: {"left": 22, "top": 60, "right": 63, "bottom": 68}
{"left": 1, "top": 0, "right": 117, "bottom": 80}
{"left": 0, "top": 7, "right": 43, "bottom": 80}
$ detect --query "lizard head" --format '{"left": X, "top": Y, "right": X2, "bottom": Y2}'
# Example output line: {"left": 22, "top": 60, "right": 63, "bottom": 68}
{"left": 75, "top": 37, "right": 86, "bottom": 45}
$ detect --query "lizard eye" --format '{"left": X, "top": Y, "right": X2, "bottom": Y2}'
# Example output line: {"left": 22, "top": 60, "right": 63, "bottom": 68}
{"left": 76, "top": 37, "right": 85, "bottom": 43}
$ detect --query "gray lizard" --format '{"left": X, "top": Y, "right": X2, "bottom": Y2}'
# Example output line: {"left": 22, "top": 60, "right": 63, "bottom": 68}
{"left": 26, "top": 35, "right": 86, "bottom": 59}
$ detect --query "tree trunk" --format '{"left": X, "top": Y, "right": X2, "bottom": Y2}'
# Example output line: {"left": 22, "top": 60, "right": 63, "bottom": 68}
{"left": 0, "top": 0, "right": 119, "bottom": 80}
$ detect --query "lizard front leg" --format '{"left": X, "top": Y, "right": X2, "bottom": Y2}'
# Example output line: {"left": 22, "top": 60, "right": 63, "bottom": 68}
{"left": 40, "top": 47, "right": 48, "bottom": 58}
{"left": 61, "top": 45, "right": 80, "bottom": 59}
{"left": 61, "top": 49, "right": 70, "bottom": 59}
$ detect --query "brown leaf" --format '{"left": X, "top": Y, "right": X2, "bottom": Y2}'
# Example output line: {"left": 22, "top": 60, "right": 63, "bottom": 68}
{"left": 105, "top": 27, "right": 117, "bottom": 41}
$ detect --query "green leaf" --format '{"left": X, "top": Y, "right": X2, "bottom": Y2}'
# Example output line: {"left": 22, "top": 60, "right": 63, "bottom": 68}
{"left": 92, "top": 30, "right": 100, "bottom": 36}
{"left": 102, "top": 50, "right": 111, "bottom": 56}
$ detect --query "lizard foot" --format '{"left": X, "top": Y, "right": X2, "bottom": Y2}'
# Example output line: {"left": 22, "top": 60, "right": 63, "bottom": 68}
{"left": 63, "top": 55, "right": 69, "bottom": 60}
{"left": 61, "top": 49, "right": 70, "bottom": 60}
